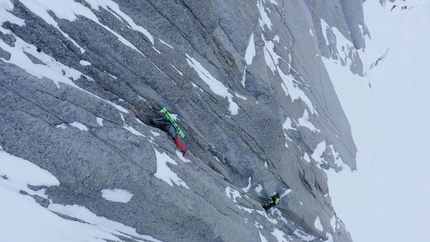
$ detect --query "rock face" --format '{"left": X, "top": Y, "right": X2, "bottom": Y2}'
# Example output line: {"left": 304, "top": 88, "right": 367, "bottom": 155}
{"left": 0, "top": 0, "right": 363, "bottom": 241}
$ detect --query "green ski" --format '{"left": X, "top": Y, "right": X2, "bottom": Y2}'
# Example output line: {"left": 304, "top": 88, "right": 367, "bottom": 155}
{"left": 162, "top": 107, "right": 185, "bottom": 138}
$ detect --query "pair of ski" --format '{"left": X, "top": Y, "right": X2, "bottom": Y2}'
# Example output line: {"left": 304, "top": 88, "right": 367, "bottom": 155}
{"left": 162, "top": 107, "right": 185, "bottom": 138}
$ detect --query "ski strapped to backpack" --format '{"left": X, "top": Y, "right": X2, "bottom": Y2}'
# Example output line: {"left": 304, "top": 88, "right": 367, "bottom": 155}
{"left": 162, "top": 107, "right": 185, "bottom": 138}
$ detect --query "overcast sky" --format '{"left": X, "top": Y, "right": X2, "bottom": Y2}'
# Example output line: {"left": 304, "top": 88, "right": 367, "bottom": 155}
{"left": 325, "top": 1, "right": 430, "bottom": 242}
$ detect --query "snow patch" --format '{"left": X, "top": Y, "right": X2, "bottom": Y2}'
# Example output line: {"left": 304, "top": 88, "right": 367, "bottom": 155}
{"left": 293, "top": 229, "right": 316, "bottom": 242}
{"left": 0, "top": 150, "right": 159, "bottom": 242}
{"left": 170, "top": 63, "right": 183, "bottom": 76}
{"left": 314, "top": 216, "right": 324, "bottom": 232}
{"left": 0, "top": 150, "right": 59, "bottom": 188}
{"left": 120, "top": 114, "right": 144, "bottom": 137}
{"left": 175, "top": 150, "right": 190, "bottom": 163}
{"left": 123, "top": 126, "right": 144, "bottom": 137}
{"left": 242, "top": 177, "right": 252, "bottom": 192}
{"left": 0, "top": 29, "right": 129, "bottom": 114}
{"left": 269, "top": 0, "right": 279, "bottom": 5}
{"left": 320, "top": 19, "right": 330, "bottom": 46}
{"left": 279, "top": 67, "right": 317, "bottom": 114}
{"left": 311, "top": 140, "right": 326, "bottom": 166}
{"left": 282, "top": 117, "right": 295, "bottom": 147}
{"left": 279, "top": 189, "right": 291, "bottom": 198}
{"left": 257, "top": 0, "right": 272, "bottom": 31}
{"left": 273, "top": 208, "right": 316, "bottom": 241}
{"left": 56, "top": 123, "right": 68, "bottom": 129}
{"left": 254, "top": 184, "right": 263, "bottom": 194}
{"left": 153, "top": 148, "right": 189, "bottom": 189}
{"left": 150, "top": 130, "right": 160, "bottom": 137}
{"left": 260, "top": 32, "right": 317, "bottom": 114}
{"left": 271, "top": 228, "right": 288, "bottom": 242}
{"left": 85, "top": 0, "right": 154, "bottom": 44}
{"left": 321, "top": 18, "right": 357, "bottom": 67}
{"left": 69, "top": 121, "right": 89, "bottom": 131}
{"left": 298, "top": 110, "right": 320, "bottom": 132}
{"left": 283, "top": 117, "right": 295, "bottom": 130}
{"left": 213, "top": 156, "right": 222, "bottom": 164}
{"left": 96, "top": 117, "right": 104, "bottom": 126}
{"left": 79, "top": 60, "right": 91, "bottom": 66}
{"left": 328, "top": 144, "right": 344, "bottom": 168}
{"left": 0, "top": 1, "right": 25, "bottom": 26}
{"left": 159, "top": 38, "right": 174, "bottom": 49}
{"left": 18, "top": 0, "right": 146, "bottom": 55}
{"left": 225, "top": 186, "right": 241, "bottom": 203}
{"left": 191, "top": 82, "right": 204, "bottom": 92}
{"left": 235, "top": 92, "right": 247, "bottom": 100}
{"left": 241, "top": 67, "right": 247, "bottom": 87}
{"left": 18, "top": 0, "right": 88, "bottom": 53}
{"left": 303, "top": 152, "right": 311, "bottom": 163}
{"left": 49, "top": 204, "right": 161, "bottom": 242}
{"left": 0, "top": 35, "right": 83, "bottom": 88}
{"left": 186, "top": 54, "right": 239, "bottom": 115}
{"left": 101, "top": 189, "right": 134, "bottom": 203}
{"left": 244, "top": 33, "right": 256, "bottom": 65}
{"left": 107, "top": 101, "right": 129, "bottom": 113}
{"left": 330, "top": 215, "right": 338, "bottom": 230}
{"left": 152, "top": 46, "right": 160, "bottom": 54}
{"left": 225, "top": 186, "right": 257, "bottom": 214}
{"left": 261, "top": 34, "right": 280, "bottom": 74}
{"left": 254, "top": 223, "right": 267, "bottom": 241}
{"left": 257, "top": 228, "right": 269, "bottom": 242}
{"left": 325, "top": 233, "right": 334, "bottom": 242}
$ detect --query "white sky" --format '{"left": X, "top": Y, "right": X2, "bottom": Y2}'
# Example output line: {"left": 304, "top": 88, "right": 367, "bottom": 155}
{"left": 325, "top": 1, "right": 430, "bottom": 242}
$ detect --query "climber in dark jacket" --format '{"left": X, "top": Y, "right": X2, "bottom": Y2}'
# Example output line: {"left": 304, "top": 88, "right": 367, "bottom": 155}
{"left": 263, "top": 193, "right": 280, "bottom": 211}
{"left": 151, "top": 117, "right": 187, "bottom": 157}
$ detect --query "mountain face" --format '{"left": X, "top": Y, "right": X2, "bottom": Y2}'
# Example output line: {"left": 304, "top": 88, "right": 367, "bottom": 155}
{"left": 0, "top": 0, "right": 364, "bottom": 241}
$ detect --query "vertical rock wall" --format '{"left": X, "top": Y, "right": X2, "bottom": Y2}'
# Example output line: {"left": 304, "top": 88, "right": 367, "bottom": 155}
{"left": 0, "top": 0, "right": 364, "bottom": 241}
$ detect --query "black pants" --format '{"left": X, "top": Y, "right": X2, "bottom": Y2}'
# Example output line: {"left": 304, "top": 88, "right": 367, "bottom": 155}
{"left": 263, "top": 203, "right": 276, "bottom": 211}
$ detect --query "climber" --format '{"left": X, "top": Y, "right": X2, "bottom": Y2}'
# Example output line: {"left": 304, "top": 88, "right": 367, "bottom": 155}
{"left": 263, "top": 193, "right": 280, "bottom": 211}
{"left": 151, "top": 117, "right": 187, "bottom": 157}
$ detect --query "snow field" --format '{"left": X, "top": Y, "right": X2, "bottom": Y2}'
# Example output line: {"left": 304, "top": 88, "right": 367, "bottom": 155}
{"left": 324, "top": 1, "right": 430, "bottom": 241}
{"left": 0, "top": 149, "right": 158, "bottom": 242}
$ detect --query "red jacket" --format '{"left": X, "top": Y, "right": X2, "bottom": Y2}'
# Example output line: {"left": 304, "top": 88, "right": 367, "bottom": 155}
{"left": 174, "top": 134, "right": 187, "bottom": 156}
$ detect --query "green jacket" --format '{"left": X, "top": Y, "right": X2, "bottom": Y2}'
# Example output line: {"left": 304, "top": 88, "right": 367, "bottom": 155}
{"left": 269, "top": 194, "right": 280, "bottom": 205}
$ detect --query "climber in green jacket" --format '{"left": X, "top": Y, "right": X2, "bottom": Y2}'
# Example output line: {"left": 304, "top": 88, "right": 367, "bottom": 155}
{"left": 263, "top": 193, "right": 280, "bottom": 211}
